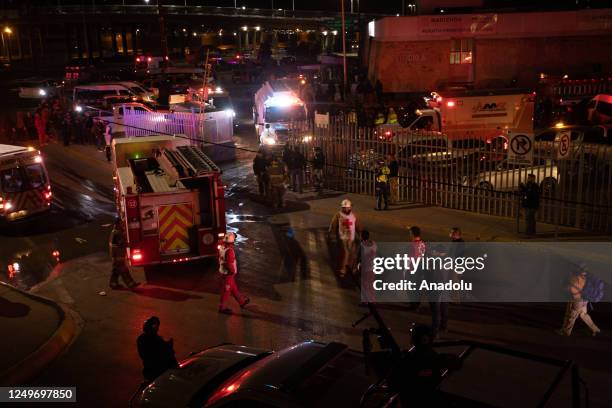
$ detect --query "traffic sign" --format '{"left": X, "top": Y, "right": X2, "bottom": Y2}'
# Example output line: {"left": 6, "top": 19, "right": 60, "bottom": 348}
{"left": 508, "top": 133, "right": 533, "bottom": 163}
{"left": 556, "top": 131, "right": 571, "bottom": 160}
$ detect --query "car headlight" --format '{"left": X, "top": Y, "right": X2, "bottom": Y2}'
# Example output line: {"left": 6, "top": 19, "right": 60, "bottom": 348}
{"left": 224, "top": 109, "right": 236, "bottom": 117}
{"left": 262, "top": 136, "right": 276, "bottom": 145}
{"left": 74, "top": 105, "right": 83, "bottom": 112}
{"left": 38, "top": 89, "right": 47, "bottom": 96}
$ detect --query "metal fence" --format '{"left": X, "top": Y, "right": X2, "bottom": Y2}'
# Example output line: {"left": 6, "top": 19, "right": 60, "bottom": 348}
{"left": 286, "top": 117, "right": 612, "bottom": 233}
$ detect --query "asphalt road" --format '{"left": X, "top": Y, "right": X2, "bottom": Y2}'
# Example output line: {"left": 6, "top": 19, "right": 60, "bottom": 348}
{"left": 1, "top": 85, "right": 612, "bottom": 407}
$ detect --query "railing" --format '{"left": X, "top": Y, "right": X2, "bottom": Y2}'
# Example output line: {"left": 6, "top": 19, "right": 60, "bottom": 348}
{"left": 15, "top": 4, "right": 387, "bottom": 21}
{"left": 286, "top": 117, "right": 612, "bottom": 233}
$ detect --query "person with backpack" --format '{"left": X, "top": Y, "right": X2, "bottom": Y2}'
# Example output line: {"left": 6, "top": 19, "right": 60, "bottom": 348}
{"left": 558, "top": 263, "right": 602, "bottom": 336}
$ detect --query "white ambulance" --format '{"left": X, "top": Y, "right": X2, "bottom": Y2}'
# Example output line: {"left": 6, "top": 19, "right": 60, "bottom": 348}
{"left": 0, "top": 145, "right": 52, "bottom": 222}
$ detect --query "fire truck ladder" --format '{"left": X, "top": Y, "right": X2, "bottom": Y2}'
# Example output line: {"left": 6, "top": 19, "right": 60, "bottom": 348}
{"left": 175, "top": 146, "right": 220, "bottom": 176}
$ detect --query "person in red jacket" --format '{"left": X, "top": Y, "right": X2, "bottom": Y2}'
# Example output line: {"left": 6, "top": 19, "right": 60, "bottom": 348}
{"left": 218, "top": 232, "right": 250, "bottom": 314}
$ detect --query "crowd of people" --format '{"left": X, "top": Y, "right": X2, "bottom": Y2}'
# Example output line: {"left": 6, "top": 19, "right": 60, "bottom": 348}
{"left": 0, "top": 93, "right": 110, "bottom": 150}
{"left": 252, "top": 145, "right": 326, "bottom": 208}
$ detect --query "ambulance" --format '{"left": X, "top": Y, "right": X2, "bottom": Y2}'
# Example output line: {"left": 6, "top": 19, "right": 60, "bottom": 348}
{"left": 253, "top": 79, "right": 307, "bottom": 146}
{"left": 0, "top": 145, "right": 52, "bottom": 222}
{"left": 381, "top": 90, "right": 535, "bottom": 148}
{"left": 112, "top": 135, "right": 226, "bottom": 266}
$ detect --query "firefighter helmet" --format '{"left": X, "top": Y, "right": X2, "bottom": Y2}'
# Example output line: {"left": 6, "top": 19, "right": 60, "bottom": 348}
{"left": 224, "top": 232, "right": 236, "bottom": 243}
{"left": 341, "top": 199, "right": 352, "bottom": 208}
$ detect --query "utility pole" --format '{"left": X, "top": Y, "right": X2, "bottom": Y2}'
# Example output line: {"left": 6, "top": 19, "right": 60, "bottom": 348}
{"left": 158, "top": 2, "right": 168, "bottom": 73}
{"left": 340, "top": 0, "right": 347, "bottom": 100}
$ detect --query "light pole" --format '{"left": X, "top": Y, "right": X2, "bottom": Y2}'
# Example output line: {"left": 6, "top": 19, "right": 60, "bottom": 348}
{"left": 340, "top": 0, "right": 347, "bottom": 100}
{"left": 3, "top": 27, "right": 12, "bottom": 65}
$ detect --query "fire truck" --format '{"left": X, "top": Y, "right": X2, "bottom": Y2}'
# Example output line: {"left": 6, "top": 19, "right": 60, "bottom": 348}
{"left": 253, "top": 79, "right": 307, "bottom": 146}
{"left": 112, "top": 135, "right": 226, "bottom": 266}
{"left": 0, "top": 145, "right": 52, "bottom": 222}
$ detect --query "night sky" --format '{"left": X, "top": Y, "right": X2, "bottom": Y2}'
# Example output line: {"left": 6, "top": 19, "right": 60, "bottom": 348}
{"left": 0, "top": 0, "right": 610, "bottom": 14}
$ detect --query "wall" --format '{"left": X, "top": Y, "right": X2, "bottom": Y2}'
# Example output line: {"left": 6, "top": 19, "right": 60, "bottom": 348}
{"left": 368, "top": 34, "right": 612, "bottom": 92}
{"left": 368, "top": 40, "right": 448, "bottom": 92}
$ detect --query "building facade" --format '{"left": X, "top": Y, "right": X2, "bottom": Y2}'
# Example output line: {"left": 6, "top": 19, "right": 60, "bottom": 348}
{"left": 366, "top": 8, "right": 612, "bottom": 93}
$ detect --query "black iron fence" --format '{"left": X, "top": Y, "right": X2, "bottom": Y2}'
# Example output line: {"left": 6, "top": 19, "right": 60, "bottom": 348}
{"left": 285, "top": 117, "right": 612, "bottom": 233}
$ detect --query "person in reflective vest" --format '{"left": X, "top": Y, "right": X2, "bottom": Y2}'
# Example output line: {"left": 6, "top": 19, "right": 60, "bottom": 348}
{"left": 375, "top": 160, "right": 391, "bottom": 210}
{"left": 374, "top": 111, "right": 386, "bottom": 126}
{"left": 218, "top": 232, "right": 250, "bottom": 314}
{"left": 386, "top": 107, "right": 398, "bottom": 124}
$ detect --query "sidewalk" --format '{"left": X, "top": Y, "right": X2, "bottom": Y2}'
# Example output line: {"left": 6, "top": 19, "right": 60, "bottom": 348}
{"left": 0, "top": 281, "right": 81, "bottom": 386}
{"left": 289, "top": 190, "right": 607, "bottom": 242}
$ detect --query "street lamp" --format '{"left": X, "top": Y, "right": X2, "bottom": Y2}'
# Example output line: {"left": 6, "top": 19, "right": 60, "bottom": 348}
{"left": 2, "top": 27, "right": 12, "bottom": 65}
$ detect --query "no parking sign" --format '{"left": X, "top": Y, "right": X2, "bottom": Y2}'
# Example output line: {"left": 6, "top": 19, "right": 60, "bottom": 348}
{"left": 556, "top": 131, "right": 571, "bottom": 160}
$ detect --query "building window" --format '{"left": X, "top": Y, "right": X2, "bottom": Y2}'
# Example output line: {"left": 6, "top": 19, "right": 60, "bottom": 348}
{"left": 450, "top": 39, "right": 473, "bottom": 64}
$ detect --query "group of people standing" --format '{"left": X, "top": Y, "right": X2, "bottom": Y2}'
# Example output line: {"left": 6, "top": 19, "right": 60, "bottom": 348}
{"left": 327, "top": 198, "right": 465, "bottom": 339}
{"left": 253, "top": 145, "right": 326, "bottom": 208}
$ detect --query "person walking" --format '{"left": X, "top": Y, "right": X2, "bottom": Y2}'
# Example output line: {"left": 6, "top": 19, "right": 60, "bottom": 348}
{"left": 289, "top": 148, "right": 306, "bottom": 194}
{"left": 62, "top": 112, "right": 72, "bottom": 146}
{"left": 267, "top": 156, "right": 288, "bottom": 208}
{"left": 137, "top": 316, "right": 179, "bottom": 382}
{"left": 104, "top": 122, "right": 113, "bottom": 162}
{"left": 218, "top": 232, "right": 250, "bottom": 314}
{"left": 409, "top": 226, "right": 427, "bottom": 310}
{"left": 355, "top": 230, "right": 377, "bottom": 302}
{"left": 520, "top": 174, "right": 540, "bottom": 236}
{"left": 558, "top": 264, "right": 601, "bottom": 336}
{"left": 109, "top": 218, "right": 140, "bottom": 289}
{"left": 253, "top": 150, "right": 270, "bottom": 196}
{"left": 329, "top": 199, "right": 361, "bottom": 277}
{"left": 34, "top": 111, "right": 47, "bottom": 146}
{"left": 375, "top": 160, "right": 391, "bottom": 211}
{"left": 388, "top": 154, "right": 399, "bottom": 204}
{"left": 312, "top": 147, "right": 325, "bottom": 193}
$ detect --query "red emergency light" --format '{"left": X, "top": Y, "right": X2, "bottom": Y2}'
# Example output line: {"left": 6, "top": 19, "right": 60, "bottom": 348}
{"left": 446, "top": 101, "right": 455, "bottom": 107}
{"left": 136, "top": 57, "right": 141, "bottom": 62}
{"left": 131, "top": 249, "right": 143, "bottom": 262}
{"left": 147, "top": 57, "right": 152, "bottom": 62}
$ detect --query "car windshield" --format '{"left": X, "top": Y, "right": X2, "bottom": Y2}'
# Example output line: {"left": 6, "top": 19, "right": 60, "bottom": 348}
{"left": 1, "top": 164, "right": 46, "bottom": 193}
{"left": 265, "top": 105, "right": 306, "bottom": 122}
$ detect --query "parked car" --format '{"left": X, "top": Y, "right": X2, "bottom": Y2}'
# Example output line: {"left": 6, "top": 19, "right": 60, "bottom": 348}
{"left": 133, "top": 341, "right": 378, "bottom": 408}
{"left": 463, "top": 157, "right": 559, "bottom": 194}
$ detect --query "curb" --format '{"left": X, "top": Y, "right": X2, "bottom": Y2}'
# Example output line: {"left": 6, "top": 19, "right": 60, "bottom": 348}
{"left": 0, "top": 282, "right": 83, "bottom": 386}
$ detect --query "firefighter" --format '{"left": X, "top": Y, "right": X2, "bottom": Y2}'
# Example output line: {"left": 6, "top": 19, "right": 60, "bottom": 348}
{"left": 109, "top": 218, "right": 140, "bottom": 289}
{"left": 268, "top": 156, "right": 288, "bottom": 208}
{"left": 328, "top": 199, "right": 361, "bottom": 277}
{"left": 218, "top": 232, "right": 250, "bottom": 314}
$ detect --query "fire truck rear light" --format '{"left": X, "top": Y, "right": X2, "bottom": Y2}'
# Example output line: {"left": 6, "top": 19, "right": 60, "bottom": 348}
{"left": 44, "top": 191, "right": 52, "bottom": 200}
{"left": 447, "top": 101, "right": 455, "bottom": 107}
{"left": 132, "top": 249, "right": 143, "bottom": 262}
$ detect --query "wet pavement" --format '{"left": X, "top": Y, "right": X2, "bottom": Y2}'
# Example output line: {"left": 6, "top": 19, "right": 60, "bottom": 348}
{"left": 1, "top": 84, "right": 612, "bottom": 407}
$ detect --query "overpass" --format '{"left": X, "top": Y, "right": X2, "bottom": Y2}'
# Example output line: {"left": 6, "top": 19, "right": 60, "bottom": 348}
{"left": 0, "top": 3, "right": 387, "bottom": 68}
